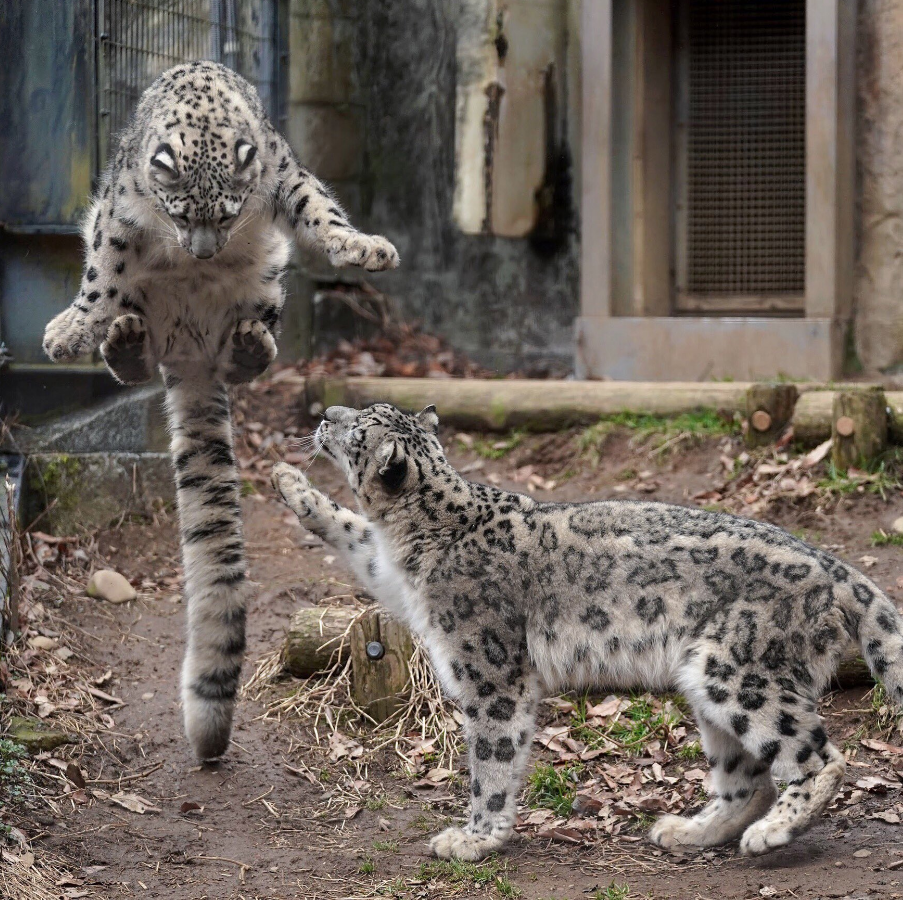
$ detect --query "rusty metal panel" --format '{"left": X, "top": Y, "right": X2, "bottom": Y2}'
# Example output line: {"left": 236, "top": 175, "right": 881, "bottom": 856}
{"left": 0, "top": 0, "right": 96, "bottom": 232}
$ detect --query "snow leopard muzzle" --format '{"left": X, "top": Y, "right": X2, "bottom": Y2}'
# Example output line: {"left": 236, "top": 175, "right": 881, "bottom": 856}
{"left": 190, "top": 225, "right": 218, "bottom": 259}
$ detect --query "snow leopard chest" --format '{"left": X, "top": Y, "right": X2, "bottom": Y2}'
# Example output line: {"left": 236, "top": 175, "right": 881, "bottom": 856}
{"left": 133, "top": 216, "right": 291, "bottom": 362}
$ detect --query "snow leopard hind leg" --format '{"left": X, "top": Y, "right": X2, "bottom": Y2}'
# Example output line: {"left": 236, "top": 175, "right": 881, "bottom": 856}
{"left": 651, "top": 639, "right": 846, "bottom": 855}
{"left": 649, "top": 717, "right": 777, "bottom": 850}
{"left": 164, "top": 368, "right": 250, "bottom": 760}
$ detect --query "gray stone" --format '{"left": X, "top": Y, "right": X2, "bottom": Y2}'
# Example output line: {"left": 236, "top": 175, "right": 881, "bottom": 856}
{"left": 23, "top": 452, "right": 174, "bottom": 536}
{"left": 87, "top": 570, "right": 137, "bottom": 604}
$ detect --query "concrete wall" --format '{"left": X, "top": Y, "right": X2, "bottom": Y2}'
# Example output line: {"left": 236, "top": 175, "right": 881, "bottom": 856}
{"left": 285, "top": 0, "right": 581, "bottom": 374}
{"left": 855, "top": 0, "right": 903, "bottom": 376}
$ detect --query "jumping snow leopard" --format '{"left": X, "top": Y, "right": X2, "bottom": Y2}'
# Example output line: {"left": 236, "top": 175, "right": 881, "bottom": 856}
{"left": 42, "top": 61, "right": 398, "bottom": 760}
{"left": 272, "top": 403, "right": 903, "bottom": 860}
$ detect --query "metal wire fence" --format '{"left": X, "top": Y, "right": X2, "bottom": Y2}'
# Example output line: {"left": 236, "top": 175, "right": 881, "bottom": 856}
{"left": 96, "top": 0, "right": 280, "bottom": 163}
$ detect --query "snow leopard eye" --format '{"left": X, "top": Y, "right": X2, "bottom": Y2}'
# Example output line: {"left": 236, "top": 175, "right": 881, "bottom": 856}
{"left": 235, "top": 139, "right": 257, "bottom": 172}
{"left": 150, "top": 143, "right": 179, "bottom": 179}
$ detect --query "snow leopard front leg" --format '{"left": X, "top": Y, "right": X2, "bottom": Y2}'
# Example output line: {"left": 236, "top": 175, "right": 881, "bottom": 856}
{"left": 431, "top": 684, "right": 539, "bottom": 861}
{"left": 272, "top": 136, "right": 399, "bottom": 272}
{"left": 43, "top": 196, "right": 152, "bottom": 382}
{"left": 271, "top": 463, "right": 382, "bottom": 593}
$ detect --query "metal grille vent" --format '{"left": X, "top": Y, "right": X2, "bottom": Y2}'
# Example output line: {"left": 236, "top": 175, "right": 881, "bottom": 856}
{"left": 96, "top": 0, "right": 279, "bottom": 163}
{"left": 680, "top": 0, "right": 805, "bottom": 299}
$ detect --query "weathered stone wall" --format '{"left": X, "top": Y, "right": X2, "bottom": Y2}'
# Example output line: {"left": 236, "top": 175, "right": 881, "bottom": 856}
{"left": 856, "top": 0, "right": 903, "bottom": 375}
{"left": 285, "top": 0, "right": 580, "bottom": 373}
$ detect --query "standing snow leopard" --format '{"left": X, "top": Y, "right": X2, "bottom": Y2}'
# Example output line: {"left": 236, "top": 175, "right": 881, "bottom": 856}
{"left": 42, "top": 61, "right": 398, "bottom": 760}
{"left": 272, "top": 403, "right": 903, "bottom": 860}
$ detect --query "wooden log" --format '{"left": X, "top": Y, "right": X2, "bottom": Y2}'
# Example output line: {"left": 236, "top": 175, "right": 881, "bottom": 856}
{"left": 282, "top": 606, "right": 358, "bottom": 677}
{"left": 350, "top": 607, "right": 414, "bottom": 723}
{"left": 834, "top": 650, "right": 872, "bottom": 689}
{"left": 831, "top": 387, "right": 887, "bottom": 471}
{"left": 745, "top": 384, "right": 799, "bottom": 449}
{"left": 317, "top": 378, "right": 754, "bottom": 432}
{"left": 790, "top": 391, "right": 835, "bottom": 445}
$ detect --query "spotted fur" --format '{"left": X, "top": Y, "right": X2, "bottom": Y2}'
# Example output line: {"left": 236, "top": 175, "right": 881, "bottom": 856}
{"left": 43, "top": 62, "right": 399, "bottom": 760}
{"left": 273, "top": 403, "right": 903, "bottom": 860}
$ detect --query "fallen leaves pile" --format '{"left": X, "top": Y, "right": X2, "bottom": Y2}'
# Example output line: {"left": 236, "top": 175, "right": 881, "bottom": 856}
{"left": 1, "top": 529, "right": 180, "bottom": 897}
{"left": 298, "top": 322, "right": 494, "bottom": 380}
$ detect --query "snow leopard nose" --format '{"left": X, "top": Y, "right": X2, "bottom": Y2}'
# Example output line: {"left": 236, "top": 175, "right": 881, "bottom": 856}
{"left": 190, "top": 226, "right": 217, "bottom": 259}
{"left": 324, "top": 406, "right": 357, "bottom": 425}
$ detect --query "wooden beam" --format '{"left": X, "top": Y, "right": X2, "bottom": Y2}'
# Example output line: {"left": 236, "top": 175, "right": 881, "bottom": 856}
{"left": 579, "top": 0, "right": 613, "bottom": 319}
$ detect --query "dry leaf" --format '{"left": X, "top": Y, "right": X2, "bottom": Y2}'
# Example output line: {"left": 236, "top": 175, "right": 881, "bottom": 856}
{"left": 65, "top": 763, "right": 86, "bottom": 789}
{"left": 861, "top": 738, "right": 903, "bottom": 755}
{"left": 109, "top": 792, "right": 160, "bottom": 814}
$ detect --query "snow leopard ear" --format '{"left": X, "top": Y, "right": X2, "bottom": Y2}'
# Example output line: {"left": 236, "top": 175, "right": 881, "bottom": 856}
{"left": 235, "top": 140, "right": 257, "bottom": 173}
{"left": 376, "top": 440, "right": 408, "bottom": 492}
{"left": 416, "top": 405, "right": 439, "bottom": 434}
{"left": 150, "top": 143, "right": 179, "bottom": 181}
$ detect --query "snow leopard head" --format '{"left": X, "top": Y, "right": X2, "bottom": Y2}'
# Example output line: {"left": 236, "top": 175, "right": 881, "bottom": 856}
{"left": 143, "top": 133, "right": 261, "bottom": 259}
{"left": 314, "top": 403, "right": 442, "bottom": 501}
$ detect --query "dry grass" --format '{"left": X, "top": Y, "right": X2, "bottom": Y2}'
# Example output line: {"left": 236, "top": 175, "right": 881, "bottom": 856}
{"left": 0, "top": 847, "right": 84, "bottom": 900}
{"left": 246, "top": 603, "right": 462, "bottom": 771}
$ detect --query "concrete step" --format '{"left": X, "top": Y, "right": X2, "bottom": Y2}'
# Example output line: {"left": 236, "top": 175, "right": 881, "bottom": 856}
{"left": 2, "top": 384, "right": 168, "bottom": 455}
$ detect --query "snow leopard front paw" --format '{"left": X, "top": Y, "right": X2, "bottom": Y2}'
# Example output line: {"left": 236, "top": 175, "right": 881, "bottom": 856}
{"left": 43, "top": 308, "right": 93, "bottom": 362}
{"left": 101, "top": 314, "right": 154, "bottom": 385}
{"left": 271, "top": 462, "right": 318, "bottom": 517}
{"left": 738, "top": 819, "right": 793, "bottom": 857}
{"left": 429, "top": 827, "right": 505, "bottom": 862}
{"left": 225, "top": 319, "right": 277, "bottom": 384}
{"left": 648, "top": 814, "right": 711, "bottom": 852}
{"left": 326, "top": 231, "right": 399, "bottom": 272}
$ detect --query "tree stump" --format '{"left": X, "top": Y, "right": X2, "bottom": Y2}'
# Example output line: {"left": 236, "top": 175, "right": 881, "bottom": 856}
{"left": 282, "top": 606, "right": 358, "bottom": 677}
{"left": 831, "top": 388, "right": 887, "bottom": 471}
{"left": 350, "top": 607, "right": 413, "bottom": 723}
{"left": 745, "top": 384, "right": 799, "bottom": 449}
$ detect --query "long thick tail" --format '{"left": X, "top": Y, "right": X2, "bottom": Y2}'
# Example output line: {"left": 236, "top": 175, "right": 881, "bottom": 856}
{"left": 164, "top": 369, "right": 250, "bottom": 759}
{"left": 845, "top": 577, "right": 903, "bottom": 706}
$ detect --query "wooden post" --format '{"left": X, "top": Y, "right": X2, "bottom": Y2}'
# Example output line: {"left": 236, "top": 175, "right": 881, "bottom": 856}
{"left": 282, "top": 607, "right": 358, "bottom": 677}
{"left": 350, "top": 607, "right": 413, "bottom": 723}
{"left": 831, "top": 387, "right": 888, "bottom": 471}
{"left": 745, "top": 384, "right": 799, "bottom": 449}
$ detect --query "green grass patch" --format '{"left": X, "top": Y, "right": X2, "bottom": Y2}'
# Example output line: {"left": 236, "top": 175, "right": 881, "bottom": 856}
{"left": 872, "top": 529, "right": 903, "bottom": 547}
{"left": 417, "top": 857, "right": 520, "bottom": 897}
{"left": 468, "top": 431, "right": 526, "bottom": 460}
{"left": 569, "top": 693, "right": 686, "bottom": 756}
{"left": 359, "top": 857, "right": 375, "bottom": 875}
{"left": 676, "top": 740, "right": 702, "bottom": 762}
{"left": 0, "top": 739, "right": 30, "bottom": 800}
{"left": 817, "top": 459, "right": 901, "bottom": 500}
{"left": 579, "top": 411, "right": 739, "bottom": 464}
{"left": 593, "top": 883, "right": 631, "bottom": 900}
{"left": 372, "top": 840, "right": 398, "bottom": 853}
{"left": 527, "top": 763, "right": 583, "bottom": 816}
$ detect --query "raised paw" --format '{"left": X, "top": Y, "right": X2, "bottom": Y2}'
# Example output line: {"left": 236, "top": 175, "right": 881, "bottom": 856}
{"left": 43, "top": 308, "right": 92, "bottom": 362}
{"left": 739, "top": 819, "right": 793, "bottom": 857}
{"left": 101, "top": 314, "right": 153, "bottom": 385}
{"left": 429, "top": 827, "right": 503, "bottom": 862}
{"left": 271, "top": 462, "right": 317, "bottom": 517}
{"left": 327, "top": 231, "right": 400, "bottom": 272}
{"left": 225, "top": 319, "right": 277, "bottom": 384}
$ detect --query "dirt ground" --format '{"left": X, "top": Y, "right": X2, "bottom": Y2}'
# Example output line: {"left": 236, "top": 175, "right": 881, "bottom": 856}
{"left": 6, "top": 415, "right": 903, "bottom": 900}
